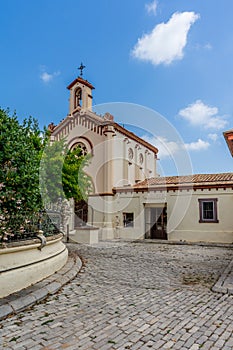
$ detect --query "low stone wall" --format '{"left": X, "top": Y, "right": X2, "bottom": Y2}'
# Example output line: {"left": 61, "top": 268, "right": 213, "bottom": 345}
{"left": 0, "top": 233, "right": 68, "bottom": 298}
{"left": 70, "top": 226, "right": 99, "bottom": 244}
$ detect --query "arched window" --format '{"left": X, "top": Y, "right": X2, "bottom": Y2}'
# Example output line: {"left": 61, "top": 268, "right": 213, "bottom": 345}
{"left": 74, "top": 88, "right": 82, "bottom": 108}
{"left": 72, "top": 142, "right": 88, "bottom": 156}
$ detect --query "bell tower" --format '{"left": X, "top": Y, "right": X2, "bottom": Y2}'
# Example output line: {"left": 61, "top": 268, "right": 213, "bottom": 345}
{"left": 67, "top": 63, "right": 95, "bottom": 114}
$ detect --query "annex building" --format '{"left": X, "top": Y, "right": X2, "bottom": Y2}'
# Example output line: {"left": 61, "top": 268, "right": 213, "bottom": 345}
{"left": 49, "top": 73, "right": 233, "bottom": 244}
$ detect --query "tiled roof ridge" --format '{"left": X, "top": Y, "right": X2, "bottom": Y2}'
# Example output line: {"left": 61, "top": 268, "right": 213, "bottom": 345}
{"left": 134, "top": 172, "right": 233, "bottom": 188}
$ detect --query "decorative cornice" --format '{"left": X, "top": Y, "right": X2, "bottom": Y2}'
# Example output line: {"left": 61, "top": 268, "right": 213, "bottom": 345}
{"left": 51, "top": 111, "right": 104, "bottom": 137}
{"left": 50, "top": 104, "right": 158, "bottom": 154}
{"left": 114, "top": 184, "right": 233, "bottom": 194}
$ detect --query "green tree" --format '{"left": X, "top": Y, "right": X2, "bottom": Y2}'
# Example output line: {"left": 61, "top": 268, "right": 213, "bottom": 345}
{"left": 0, "top": 109, "right": 47, "bottom": 240}
{"left": 62, "top": 146, "right": 92, "bottom": 201}
{"left": 40, "top": 139, "right": 92, "bottom": 206}
{"left": 0, "top": 108, "right": 92, "bottom": 241}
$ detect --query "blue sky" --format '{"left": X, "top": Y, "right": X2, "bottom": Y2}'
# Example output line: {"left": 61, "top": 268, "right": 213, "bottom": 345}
{"left": 1, "top": 0, "right": 233, "bottom": 175}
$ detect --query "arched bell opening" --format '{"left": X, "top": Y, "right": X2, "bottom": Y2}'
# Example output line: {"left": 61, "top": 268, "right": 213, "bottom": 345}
{"left": 74, "top": 87, "right": 82, "bottom": 109}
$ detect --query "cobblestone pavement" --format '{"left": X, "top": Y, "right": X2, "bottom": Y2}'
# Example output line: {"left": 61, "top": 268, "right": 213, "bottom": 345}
{"left": 1, "top": 241, "right": 233, "bottom": 350}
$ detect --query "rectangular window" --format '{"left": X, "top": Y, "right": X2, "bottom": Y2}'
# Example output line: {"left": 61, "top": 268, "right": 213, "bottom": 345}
{"left": 123, "top": 213, "right": 134, "bottom": 227}
{"left": 198, "top": 198, "right": 219, "bottom": 223}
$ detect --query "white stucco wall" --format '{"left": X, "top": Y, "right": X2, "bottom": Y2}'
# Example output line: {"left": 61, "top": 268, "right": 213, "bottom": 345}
{"left": 167, "top": 188, "right": 233, "bottom": 243}
{"left": 89, "top": 187, "right": 233, "bottom": 244}
{"left": 112, "top": 132, "right": 157, "bottom": 187}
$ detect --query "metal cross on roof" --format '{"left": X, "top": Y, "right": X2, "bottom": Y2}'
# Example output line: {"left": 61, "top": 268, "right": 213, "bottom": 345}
{"left": 78, "top": 62, "right": 86, "bottom": 77}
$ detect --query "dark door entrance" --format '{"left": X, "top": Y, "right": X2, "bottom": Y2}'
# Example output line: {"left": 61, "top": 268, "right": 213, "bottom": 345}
{"left": 145, "top": 206, "right": 167, "bottom": 240}
{"left": 74, "top": 200, "right": 88, "bottom": 227}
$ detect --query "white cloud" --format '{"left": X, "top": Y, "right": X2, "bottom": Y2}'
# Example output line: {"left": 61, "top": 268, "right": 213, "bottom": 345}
{"left": 155, "top": 136, "right": 181, "bottom": 157}
{"left": 208, "top": 133, "right": 218, "bottom": 142}
{"left": 132, "top": 11, "right": 200, "bottom": 65}
{"left": 179, "top": 100, "right": 228, "bottom": 130}
{"left": 184, "top": 139, "right": 210, "bottom": 151}
{"left": 143, "top": 135, "right": 210, "bottom": 158}
{"left": 143, "top": 135, "right": 180, "bottom": 158}
{"left": 204, "top": 43, "right": 212, "bottom": 50}
{"left": 40, "top": 70, "right": 60, "bottom": 83}
{"left": 194, "top": 42, "right": 213, "bottom": 50}
{"left": 145, "top": 0, "right": 158, "bottom": 15}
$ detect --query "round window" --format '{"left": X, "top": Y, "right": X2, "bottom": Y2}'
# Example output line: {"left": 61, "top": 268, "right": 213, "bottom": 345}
{"left": 72, "top": 142, "right": 88, "bottom": 156}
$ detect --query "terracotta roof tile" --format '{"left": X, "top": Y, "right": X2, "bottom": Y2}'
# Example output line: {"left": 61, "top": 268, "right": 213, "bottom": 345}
{"left": 133, "top": 173, "right": 233, "bottom": 189}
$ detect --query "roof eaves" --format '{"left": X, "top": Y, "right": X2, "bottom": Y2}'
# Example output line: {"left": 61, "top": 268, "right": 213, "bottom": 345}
{"left": 113, "top": 122, "right": 158, "bottom": 154}
{"left": 223, "top": 130, "right": 233, "bottom": 157}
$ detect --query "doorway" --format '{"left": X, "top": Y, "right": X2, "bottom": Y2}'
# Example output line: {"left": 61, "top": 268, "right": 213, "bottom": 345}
{"left": 145, "top": 205, "right": 167, "bottom": 240}
{"left": 74, "top": 199, "right": 88, "bottom": 227}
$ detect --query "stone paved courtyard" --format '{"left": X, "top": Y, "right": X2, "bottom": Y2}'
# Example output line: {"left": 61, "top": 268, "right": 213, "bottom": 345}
{"left": 0, "top": 241, "right": 233, "bottom": 350}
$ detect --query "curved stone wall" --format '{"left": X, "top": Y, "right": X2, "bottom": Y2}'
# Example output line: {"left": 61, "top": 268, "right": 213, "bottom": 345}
{"left": 0, "top": 234, "right": 68, "bottom": 298}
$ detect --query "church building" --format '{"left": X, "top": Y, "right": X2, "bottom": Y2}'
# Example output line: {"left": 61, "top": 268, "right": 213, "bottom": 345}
{"left": 49, "top": 72, "right": 233, "bottom": 244}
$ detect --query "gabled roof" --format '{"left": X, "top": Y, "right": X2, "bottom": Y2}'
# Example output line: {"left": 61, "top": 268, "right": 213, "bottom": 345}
{"left": 67, "top": 76, "right": 95, "bottom": 90}
{"left": 114, "top": 173, "right": 233, "bottom": 193}
{"left": 223, "top": 129, "right": 233, "bottom": 157}
{"left": 50, "top": 110, "right": 158, "bottom": 154}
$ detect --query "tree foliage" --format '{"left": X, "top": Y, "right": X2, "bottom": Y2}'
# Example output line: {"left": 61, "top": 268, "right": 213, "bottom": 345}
{"left": 0, "top": 108, "right": 92, "bottom": 241}
{"left": 0, "top": 108, "right": 47, "bottom": 239}
{"left": 62, "top": 146, "right": 92, "bottom": 201}
{"left": 40, "top": 140, "right": 92, "bottom": 206}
